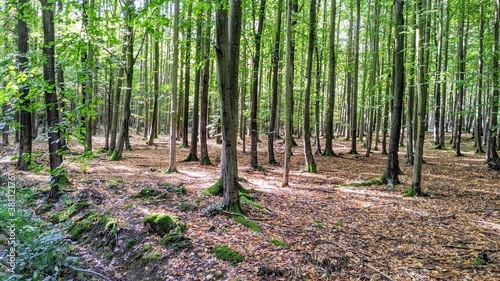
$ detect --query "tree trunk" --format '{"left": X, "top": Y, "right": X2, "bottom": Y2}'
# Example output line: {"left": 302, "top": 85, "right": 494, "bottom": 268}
{"left": 283, "top": 0, "right": 296, "bottom": 187}
{"left": 302, "top": 0, "right": 317, "bottom": 173}
{"left": 112, "top": 0, "right": 135, "bottom": 161}
{"left": 149, "top": 34, "right": 160, "bottom": 146}
{"left": 475, "top": 23, "right": 484, "bottom": 156}
{"left": 200, "top": 13, "right": 212, "bottom": 166}
{"left": 412, "top": 0, "right": 430, "bottom": 196}
{"left": 267, "top": 0, "right": 283, "bottom": 165}
{"left": 250, "top": 0, "right": 266, "bottom": 169}
{"left": 167, "top": 0, "right": 180, "bottom": 172}
{"left": 16, "top": 0, "right": 32, "bottom": 170}
{"left": 323, "top": 0, "right": 337, "bottom": 157}
{"left": 213, "top": 0, "right": 243, "bottom": 213}
{"left": 438, "top": 0, "right": 449, "bottom": 149}
{"left": 455, "top": 3, "right": 465, "bottom": 157}
{"left": 187, "top": 15, "right": 203, "bottom": 161}
{"left": 182, "top": 5, "right": 193, "bottom": 148}
{"left": 41, "top": 0, "right": 65, "bottom": 198}
{"left": 382, "top": 0, "right": 404, "bottom": 185}
{"left": 348, "top": 0, "right": 360, "bottom": 154}
{"left": 406, "top": 8, "right": 416, "bottom": 165}
{"left": 487, "top": 0, "right": 500, "bottom": 167}
{"left": 366, "top": 0, "right": 379, "bottom": 157}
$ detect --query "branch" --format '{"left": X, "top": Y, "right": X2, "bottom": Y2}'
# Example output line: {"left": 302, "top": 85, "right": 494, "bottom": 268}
{"left": 66, "top": 265, "right": 111, "bottom": 281}
{"left": 365, "top": 264, "right": 394, "bottom": 281}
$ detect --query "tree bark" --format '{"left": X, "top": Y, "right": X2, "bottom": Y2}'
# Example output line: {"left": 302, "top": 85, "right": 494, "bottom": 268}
{"left": 323, "top": 0, "right": 337, "bottom": 157}
{"left": 167, "top": 0, "right": 180, "bottom": 172}
{"left": 16, "top": 0, "right": 32, "bottom": 170}
{"left": 182, "top": 5, "right": 193, "bottom": 148}
{"left": 200, "top": 13, "right": 212, "bottom": 166}
{"left": 487, "top": 0, "right": 500, "bottom": 167}
{"left": 382, "top": 0, "right": 404, "bottom": 185}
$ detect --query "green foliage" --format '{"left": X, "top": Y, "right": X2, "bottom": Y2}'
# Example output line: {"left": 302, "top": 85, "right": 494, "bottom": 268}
{"left": 126, "top": 238, "right": 137, "bottom": 249}
{"left": 404, "top": 187, "right": 416, "bottom": 197}
{"left": 350, "top": 178, "right": 383, "bottom": 187}
{"left": 49, "top": 200, "right": 90, "bottom": 223}
{"left": 270, "top": 238, "right": 289, "bottom": 248}
{"left": 313, "top": 219, "right": 323, "bottom": 228}
{"left": 131, "top": 187, "right": 159, "bottom": 199}
{"left": 233, "top": 216, "right": 261, "bottom": 232}
{"left": 143, "top": 252, "right": 162, "bottom": 263}
{"left": 0, "top": 186, "right": 80, "bottom": 281}
{"left": 213, "top": 245, "right": 243, "bottom": 264}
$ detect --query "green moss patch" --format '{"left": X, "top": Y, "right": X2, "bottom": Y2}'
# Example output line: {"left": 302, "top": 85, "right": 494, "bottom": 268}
{"left": 270, "top": 238, "right": 289, "bottom": 248}
{"left": 233, "top": 216, "right": 261, "bottom": 232}
{"left": 130, "top": 187, "right": 159, "bottom": 199}
{"left": 143, "top": 252, "right": 162, "bottom": 263}
{"left": 213, "top": 245, "right": 243, "bottom": 264}
{"left": 349, "top": 178, "right": 383, "bottom": 187}
{"left": 143, "top": 214, "right": 174, "bottom": 236}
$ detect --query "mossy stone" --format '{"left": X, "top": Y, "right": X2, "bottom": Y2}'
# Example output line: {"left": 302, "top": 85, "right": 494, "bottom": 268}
{"left": 143, "top": 214, "right": 174, "bottom": 236}
{"left": 214, "top": 245, "right": 243, "bottom": 264}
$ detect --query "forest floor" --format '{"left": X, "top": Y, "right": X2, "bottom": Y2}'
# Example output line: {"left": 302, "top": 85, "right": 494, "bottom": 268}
{"left": 1, "top": 132, "right": 499, "bottom": 280}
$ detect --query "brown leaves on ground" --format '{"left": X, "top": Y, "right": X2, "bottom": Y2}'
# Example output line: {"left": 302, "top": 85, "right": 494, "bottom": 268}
{"left": 1, "top": 133, "right": 499, "bottom": 280}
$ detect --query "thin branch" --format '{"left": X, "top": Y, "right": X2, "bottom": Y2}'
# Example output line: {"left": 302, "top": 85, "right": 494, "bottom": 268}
{"left": 366, "top": 264, "right": 394, "bottom": 281}
{"left": 65, "top": 265, "right": 111, "bottom": 281}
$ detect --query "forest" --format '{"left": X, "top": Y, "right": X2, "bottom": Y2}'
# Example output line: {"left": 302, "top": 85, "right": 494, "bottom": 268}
{"left": 0, "top": 0, "right": 499, "bottom": 280}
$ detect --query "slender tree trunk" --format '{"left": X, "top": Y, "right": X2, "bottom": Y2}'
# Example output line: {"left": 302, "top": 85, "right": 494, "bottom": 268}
{"left": 348, "top": 0, "right": 360, "bottom": 154}
{"left": 16, "top": 0, "right": 32, "bottom": 170}
{"left": 187, "top": 16, "right": 203, "bottom": 161}
{"left": 167, "top": 0, "right": 180, "bottom": 172}
{"left": 250, "top": 0, "right": 266, "bottom": 169}
{"left": 406, "top": 8, "right": 417, "bottom": 164}
{"left": 268, "top": 0, "right": 283, "bottom": 164}
{"left": 112, "top": 0, "right": 135, "bottom": 161}
{"left": 366, "top": 0, "right": 379, "bottom": 157}
{"left": 412, "top": 0, "right": 430, "bottom": 196}
{"left": 382, "top": 0, "right": 404, "bottom": 185}
{"left": 302, "top": 0, "right": 317, "bottom": 173}
{"left": 475, "top": 6, "right": 485, "bottom": 153}
{"left": 41, "top": 0, "right": 65, "bottom": 198}
{"left": 148, "top": 34, "right": 160, "bottom": 145}
{"left": 455, "top": 3, "right": 465, "bottom": 156}
{"left": 323, "top": 0, "right": 337, "bottom": 156}
{"left": 182, "top": 5, "right": 193, "bottom": 148}
{"left": 200, "top": 12, "right": 212, "bottom": 166}
{"left": 314, "top": 47, "right": 322, "bottom": 155}
{"left": 438, "top": 1, "right": 449, "bottom": 149}
{"left": 282, "top": 0, "right": 296, "bottom": 187}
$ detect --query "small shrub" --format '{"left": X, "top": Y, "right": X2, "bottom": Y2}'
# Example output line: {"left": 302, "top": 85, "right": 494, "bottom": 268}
{"left": 214, "top": 245, "right": 243, "bottom": 264}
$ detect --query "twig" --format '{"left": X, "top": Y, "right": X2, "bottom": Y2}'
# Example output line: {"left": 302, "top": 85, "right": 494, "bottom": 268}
{"left": 366, "top": 264, "right": 394, "bottom": 281}
{"left": 66, "top": 265, "right": 112, "bottom": 281}
{"left": 404, "top": 268, "right": 416, "bottom": 281}
{"left": 221, "top": 210, "right": 245, "bottom": 217}
{"left": 92, "top": 158, "right": 105, "bottom": 167}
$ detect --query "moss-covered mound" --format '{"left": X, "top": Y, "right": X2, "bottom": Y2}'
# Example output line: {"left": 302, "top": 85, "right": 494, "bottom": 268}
{"left": 214, "top": 245, "right": 243, "bottom": 264}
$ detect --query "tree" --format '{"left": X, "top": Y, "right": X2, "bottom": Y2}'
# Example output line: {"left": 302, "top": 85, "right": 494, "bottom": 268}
{"left": 282, "top": 0, "right": 296, "bottom": 187}
{"left": 167, "top": 0, "right": 180, "bottom": 173}
{"left": 323, "top": 0, "right": 337, "bottom": 157}
{"left": 148, "top": 33, "right": 160, "bottom": 146}
{"left": 412, "top": 0, "right": 431, "bottom": 196}
{"left": 213, "top": 0, "right": 243, "bottom": 212}
{"left": 475, "top": 4, "right": 485, "bottom": 153}
{"left": 181, "top": 5, "right": 192, "bottom": 148}
{"left": 302, "top": 0, "right": 317, "bottom": 173}
{"left": 267, "top": 0, "right": 283, "bottom": 165}
{"left": 382, "top": 0, "right": 404, "bottom": 186}
{"left": 40, "top": 0, "right": 66, "bottom": 198}
{"left": 487, "top": 0, "right": 500, "bottom": 169}
{"left": 348, "top": 0, "right": 361, "bottom": 155}
{"left": 200, "top": 11, "right": 212, "bottom": 166}
{"left": 454, "top": 1, "right": 466, "bottom": 157}
{"left": 366, "top": 0, "right": 380, "bottom": 157}
{"left": 249, "top": 0, "right": 266, "bottom": 169}
{"left": 16, "top": 0, "right": 32, "bottom": 171}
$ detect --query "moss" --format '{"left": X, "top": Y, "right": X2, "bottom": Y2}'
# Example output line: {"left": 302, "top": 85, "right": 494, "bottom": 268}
{"left": 233, "top": 216, "right": 261, "bottom": 232}
{"left": 165, "top": 167, "right": 178, "bottom": 173}
{"left": 313, "top": 219, "right": 323, "bottom": 229}
{"left": 108, "top": 149, "right": 121, "bottom": 161}
{"left": 202, "top": 178, "right": 223, "bottom": 196}
{"left": 404, "top": 187, "right": 415, "bottom": 197}
{"left": 143, "top": 252, "right": 162, "bottom": 263}
{"left": 116, "top": 179, "right": 125, "bottom": 184}
{"left": 70, "top": 218, "right": 93, "bottom": 240}
{"left": 126, "top": 238, "right": 137, "bottom": 249}
{"left": 226, "top": 201, "right": 244, "bottom": 214}
{"left": 108, "top": 183, "right": 118, "bottom": 189}
{"left": 130, "top": 187, "right": 158, "bottom": 199}
{"left": 103, "top": 252, "right": 114, "bottom": 261}
{"left": 213, "top": 245, "right": 243, "bottom": 264}
{"left": 351, "top": 178, "right": 383, "bottom": 187}
{"left": 304, "top": 161, "right": 317, "bottom": 173}
{"left": 240, "top": 195, "right": 264, "bottom": 209}
{"left": 178, "top": 200, "right": 197, "bottom": 212}
{"left": 270, "top": 238, "right": 289, "bottom": 248}
{"left": 143, "top": 214, "right": 174, "bottom": 236}
{"left": 142, "top": 244, "right": 152, "bottom": 251}
{"left": 200, "top": 156, "right": 212, "bottom": 166}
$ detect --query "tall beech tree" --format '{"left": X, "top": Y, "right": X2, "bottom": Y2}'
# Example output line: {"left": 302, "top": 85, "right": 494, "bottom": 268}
{"left": 167, "top": 0, "right": 180, "bottom": 173}
{"left": 323, "top": 0, "right": 337, "bottom": 157}
{"left": 382, "top": 0, "right": 404, "bottom": 185}
{"left": 40, "top": 0, "right": 66, "bottom": 198}
{"left": 487, "top": 0, "right": 500, "bottom": 168}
